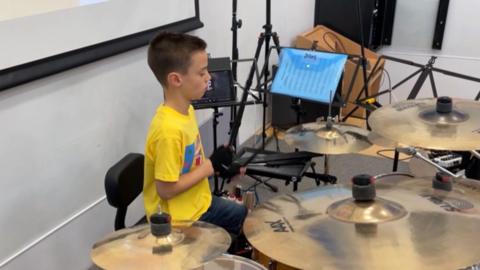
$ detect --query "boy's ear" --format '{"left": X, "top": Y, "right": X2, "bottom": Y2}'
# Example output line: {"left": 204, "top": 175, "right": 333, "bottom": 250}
{"left": 166, "top": 72, "right": 182, "bottom": 88}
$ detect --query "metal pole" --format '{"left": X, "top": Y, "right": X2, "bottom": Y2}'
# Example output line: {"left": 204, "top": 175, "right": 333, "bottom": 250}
{"left": 324, "top": 155, "right": 330, "bottom": 175}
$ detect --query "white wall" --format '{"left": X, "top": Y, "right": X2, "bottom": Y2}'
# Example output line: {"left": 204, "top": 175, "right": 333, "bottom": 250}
{"left": 0, "top": 1, "right": 315, "bottom": 269}
{"left": 377, "top": 0, "right": 480, "bottom": 104}
{"left": 0, "top": 46, "right": 159, "bottom": 270}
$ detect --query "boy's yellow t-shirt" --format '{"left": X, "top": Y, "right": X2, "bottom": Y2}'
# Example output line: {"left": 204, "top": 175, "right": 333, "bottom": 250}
{"left": 143, "top": 104, "right": 212, "bottom": 222}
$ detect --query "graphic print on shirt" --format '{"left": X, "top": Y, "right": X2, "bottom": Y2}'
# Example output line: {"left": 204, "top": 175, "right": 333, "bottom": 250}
{"left": 194, "top": 135, "right": 204, "bottom": 166}
{"left": 181, "top": 135, "right": 203, "bottom": 174}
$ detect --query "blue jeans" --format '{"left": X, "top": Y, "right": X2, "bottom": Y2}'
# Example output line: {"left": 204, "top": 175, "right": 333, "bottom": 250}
{"left": 199, "top": 196, "right": 248, "bottom": 235}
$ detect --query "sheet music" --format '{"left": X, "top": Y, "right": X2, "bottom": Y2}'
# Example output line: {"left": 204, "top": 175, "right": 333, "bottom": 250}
{"left": 271, "top": 48, "right": 347, "bottom": 104}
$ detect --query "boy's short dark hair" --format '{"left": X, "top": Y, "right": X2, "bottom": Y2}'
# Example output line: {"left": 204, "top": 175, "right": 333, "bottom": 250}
{"left": 148, "top": 32, "right": 207, "bottom": 86}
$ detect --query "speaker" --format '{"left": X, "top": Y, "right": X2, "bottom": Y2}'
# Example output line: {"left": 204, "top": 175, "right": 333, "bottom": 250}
{"left": 314, "top": 0, "right": 396, "bottom": 49}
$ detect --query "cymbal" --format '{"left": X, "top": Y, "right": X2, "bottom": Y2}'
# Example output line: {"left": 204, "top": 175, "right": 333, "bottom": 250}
{"left": 367, "top": 131, "right": 404, "bottom": 148}
{"left": 244, "top": 177, "right": 480, "bottom": 270}
{"left": 284, "top": 121, "right": 372, "bottom": 154}
{"left": 368, "top": 97, "right": 480, "bottom": 150}
{"left": 91, "top": 220, "right": 231, "bottom": 270}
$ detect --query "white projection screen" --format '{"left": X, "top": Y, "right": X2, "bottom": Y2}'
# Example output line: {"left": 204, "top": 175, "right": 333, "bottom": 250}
{"left": 0, "top": 0, "right": 202, "bottom": 91}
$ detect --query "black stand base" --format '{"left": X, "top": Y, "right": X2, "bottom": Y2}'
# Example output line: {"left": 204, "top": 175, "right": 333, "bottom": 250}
{"left": 237, "top": 148, "right": 337, "bottom": 193}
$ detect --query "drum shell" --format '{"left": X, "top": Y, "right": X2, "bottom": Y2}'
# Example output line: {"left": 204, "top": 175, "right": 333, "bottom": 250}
{"left": 197, "top": 253, "right": 267, "bottom": 270}
{"left": 252, "top": 248, "right": 299, "bottom": 270}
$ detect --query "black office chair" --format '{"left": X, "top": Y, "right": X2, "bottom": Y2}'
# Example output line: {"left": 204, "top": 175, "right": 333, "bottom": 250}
{"left": 105, "top": 153, "right": 147, "bottom": 230}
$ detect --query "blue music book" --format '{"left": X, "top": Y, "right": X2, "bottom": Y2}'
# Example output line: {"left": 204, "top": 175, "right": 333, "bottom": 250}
{"left": 271, "top": 48, "right": 347, "bottom": 104}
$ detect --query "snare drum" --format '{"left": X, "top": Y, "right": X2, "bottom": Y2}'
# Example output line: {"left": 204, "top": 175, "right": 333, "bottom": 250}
{"left": 196, "top": 254, "right": 267, "bottom": 270}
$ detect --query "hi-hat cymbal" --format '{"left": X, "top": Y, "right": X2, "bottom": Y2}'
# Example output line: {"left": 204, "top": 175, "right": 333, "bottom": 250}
{"left": 284, "top": 121, "right": 372, "bottom": 154}
{"left": 244, "top": 177, "right": 480, "bottom": 270}
{"left": 368, "top": 97, "right": 480, "bottom": 150}
{"left": 91, "top": 221, "right": 231, "bottom": 270}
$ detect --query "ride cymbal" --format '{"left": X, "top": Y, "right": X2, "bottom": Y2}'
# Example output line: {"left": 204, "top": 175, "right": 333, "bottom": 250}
{"left": 91, "top": 220, "right": 231, "bottom": 270}
{"left": 284, "top": 121, "right": 372, "bottom": 154}
{"left": 244, "top": 177, "right": 480, "bottom": 270}
{"left": 368, "top": 97, "right": 480, "bottom": 150}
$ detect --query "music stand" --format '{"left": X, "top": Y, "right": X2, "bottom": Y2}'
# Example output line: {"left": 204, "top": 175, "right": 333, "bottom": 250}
{"left": 272, "top": 47, "right": 352, "bottom": 176}
{"left": 356, "top": 55, "right": 480, "bottom": 104}
{"left": 224, "top": 2, "right": 363, "bottom": 195}
{"left": 270, "top": 47, "right": 348, "bottom": 105}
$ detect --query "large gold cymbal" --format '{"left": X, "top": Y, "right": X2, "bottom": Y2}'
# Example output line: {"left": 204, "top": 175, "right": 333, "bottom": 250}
{"left": 91, "top": 221, "right": 231, "bottom": 270}
{"left": 368, "top": 97, "right": 480, "bottom": 150}
{"left": 244, "top": 177, "right": 480, "bottom": 270}
{"left": 367, "top": 131, "right": 405, "bottom": 148}
{"left": 284, "top": 121, "right": 372, "bottom": 154}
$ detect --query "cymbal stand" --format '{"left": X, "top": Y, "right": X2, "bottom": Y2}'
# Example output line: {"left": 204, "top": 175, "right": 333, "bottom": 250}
{"left": 291, "top": 98, "right": 306, "bottom": 126}
{"left": 324, "top": 156, "right": 330, "bottom": 175}
{"left": 352, "top": 56, "right": 439, "bottom": 108}
{"left": 323, "top": 91, "right": 335, "bottom": 175}
{"left": 349, "top": 55, "right": 480, "bottom": 173}
{"left": 397, "top": 147, "right": 463, "bottom": 178}
{"left": 471, "top": 150, "right": 480, "bottom": 159}
{"left": 343, "top": 1, "right": 480, "bottom": 123}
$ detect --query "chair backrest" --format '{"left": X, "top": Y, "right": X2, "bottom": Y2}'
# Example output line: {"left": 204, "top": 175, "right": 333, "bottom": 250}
{"left": 105, "top": 153, "right": 145, "bottom": 230}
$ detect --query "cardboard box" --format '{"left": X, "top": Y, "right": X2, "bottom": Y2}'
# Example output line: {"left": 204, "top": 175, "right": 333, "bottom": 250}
{"left": 295, "top": 25, "right": 384, "bottom": 118}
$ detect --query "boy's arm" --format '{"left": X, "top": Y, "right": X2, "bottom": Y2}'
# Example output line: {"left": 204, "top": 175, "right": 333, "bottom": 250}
{"left": 155, "top": 159, "right": 214, "bottom": 200}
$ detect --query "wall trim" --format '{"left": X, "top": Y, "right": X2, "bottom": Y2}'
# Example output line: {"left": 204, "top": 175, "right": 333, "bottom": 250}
{"left": 0, "top": 196, "right": 106, "bottom": 268}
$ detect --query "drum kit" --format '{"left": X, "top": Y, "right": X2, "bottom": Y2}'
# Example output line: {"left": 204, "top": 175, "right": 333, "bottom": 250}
{"left": 91, "top": 97, "right": 480, "bottom": 269}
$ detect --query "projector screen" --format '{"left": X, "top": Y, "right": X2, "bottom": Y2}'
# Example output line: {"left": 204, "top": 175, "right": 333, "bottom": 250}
{"left": 0, "top": 0, "right": 202, "bottom": 91}
{"left": 0, "top": 0, "right": 109, "bottom": 22}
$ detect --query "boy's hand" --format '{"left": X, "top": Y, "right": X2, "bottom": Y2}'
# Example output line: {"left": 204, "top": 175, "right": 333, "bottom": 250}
{"left": 200, "top": 159, "right": 214, "bottom": 177}
{"left": 210, "top": 145, "right": 240, "bottom": 178}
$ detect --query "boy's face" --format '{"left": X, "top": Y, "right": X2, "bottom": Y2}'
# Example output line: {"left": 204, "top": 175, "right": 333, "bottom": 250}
{"left": 178, "top": 50, "right": 211, "bottom": 101}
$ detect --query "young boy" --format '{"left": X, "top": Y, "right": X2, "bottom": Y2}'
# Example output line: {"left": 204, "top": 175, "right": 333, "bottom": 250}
{"left": 143, "top": 32, "right": 247, "bottom": 236}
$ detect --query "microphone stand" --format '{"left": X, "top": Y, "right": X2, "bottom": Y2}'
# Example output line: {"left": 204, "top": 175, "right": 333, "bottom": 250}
{"left": 230, "top": 0, "right": 242, "bottom": 149}
{"left": 345, "top": 0, "right": 371, "bottom": 126}
{"left": 228, "top": 0, "right": 280, "bottom": 148}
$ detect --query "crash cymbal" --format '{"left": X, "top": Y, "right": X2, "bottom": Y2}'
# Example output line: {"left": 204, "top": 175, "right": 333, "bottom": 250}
{"left": 244, "top": 176, "right": 480, "bottom": 270}
{"left": 284, "top": 121, "right": 372, "bottom": 154}
{"left": 367, "top": 131, "right": 404, "bottom": 148}
{"left": 368, "top": 97, "right": 480, "bottom": 150}
{"left": 91, "top": 219, "right": 231, "bottom": 270}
